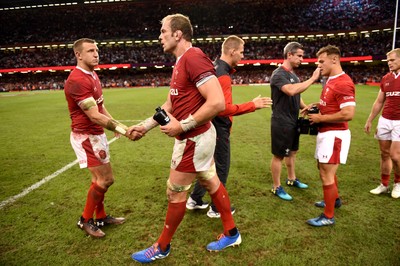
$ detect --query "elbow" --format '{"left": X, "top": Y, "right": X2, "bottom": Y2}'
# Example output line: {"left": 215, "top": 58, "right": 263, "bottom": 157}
{"left": 219, "top": 102, "right": 226, "bottom": 113}
{"left": 213, "top": 98, "right": 225, "bottom": 113}
{"left": 286, "top": 91, "right": 297, "bottom": 97}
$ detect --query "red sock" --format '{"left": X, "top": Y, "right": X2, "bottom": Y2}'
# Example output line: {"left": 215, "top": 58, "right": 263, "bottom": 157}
{"left": 89, "top": 182, "right": 107, "bottom": 220}
{"left": 394, "top": 174, "right": 400, "bottom": 184}
{"left": 157, "top": 201, "right": 186, "bottom": 252}
{"left": 381, "top": 174, "right": 390, "bottom": 187}
{"left": 210, "top": 183, "right": 236, "bottom": 236}
{"left": 334, "top": 175, "right": 339, "bottom": 199}
{"left": 82, "top": 183, "right": 107, "bottom": 222}
{"left": 95, "top": 192, "right": 106, "bottom": 220}
{"left": 323, "top": 183, "right": 337, "bottom": 219}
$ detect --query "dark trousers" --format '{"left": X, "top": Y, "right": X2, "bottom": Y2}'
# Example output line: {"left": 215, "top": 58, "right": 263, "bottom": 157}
{"left": 190, "top": 121, "right": 231, "bottom": 210}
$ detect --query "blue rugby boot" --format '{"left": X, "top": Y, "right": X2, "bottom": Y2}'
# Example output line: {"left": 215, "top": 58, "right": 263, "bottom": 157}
{"left": 206, "top": 231, "right": 242, "bottom": 252}
{"left": 306, "top": 214, "right": 335, "bottom": 227}
{"left": 131, "top": 243, "right": 170, "bottom": 263}
{"left": 286, "top": 178, "right": 308, "bottom": 189}
{"left": 271, "top": 186, "right": 293, "bottom": 201}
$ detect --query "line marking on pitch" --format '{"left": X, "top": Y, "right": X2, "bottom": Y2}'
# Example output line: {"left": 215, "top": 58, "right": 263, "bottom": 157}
{"left": 0, "top": 137, "right": 118, "bottom": 210}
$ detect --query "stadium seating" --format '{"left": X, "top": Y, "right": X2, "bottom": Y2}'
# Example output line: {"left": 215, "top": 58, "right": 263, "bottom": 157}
{"left": 0, "top": 0, "right": 396, "bottom": 91}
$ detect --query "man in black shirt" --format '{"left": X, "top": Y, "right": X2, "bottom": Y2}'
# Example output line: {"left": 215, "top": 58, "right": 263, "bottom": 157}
{"left": 270, "top": 42, "right": 321, "bottom": 201}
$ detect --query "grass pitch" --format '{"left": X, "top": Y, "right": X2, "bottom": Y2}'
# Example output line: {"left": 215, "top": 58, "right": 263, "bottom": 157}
{"left": 0, "top": 85, "right": 399, "bottom": 265}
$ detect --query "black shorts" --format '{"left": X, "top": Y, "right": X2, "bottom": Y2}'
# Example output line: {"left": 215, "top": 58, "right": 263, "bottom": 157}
{"left": 271, "top": 121, "right": 300, "bottom": 157}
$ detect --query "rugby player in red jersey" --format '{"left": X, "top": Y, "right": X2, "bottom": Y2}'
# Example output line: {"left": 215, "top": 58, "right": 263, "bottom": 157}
{"left": 64, "top": 38, "right": 141, "bottom": 238}
{"left": 303, "top": 45, "right": 356, "bottom": 227}
{"left": 129, "top": 14, "right": 241, "bottom": 263}
{"left": 364, "top": 48, "right": 400, "bottom": 199}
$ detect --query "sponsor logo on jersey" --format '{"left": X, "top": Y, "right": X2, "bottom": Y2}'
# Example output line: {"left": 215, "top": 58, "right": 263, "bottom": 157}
{"left": 170, "top": 88, "right": 178, "bottom": 95}
{"left": 385, "top": 91, "right": 400, "bottom": 97}
{"left": 96, "top": 95, "right": 104, "bottom": 104}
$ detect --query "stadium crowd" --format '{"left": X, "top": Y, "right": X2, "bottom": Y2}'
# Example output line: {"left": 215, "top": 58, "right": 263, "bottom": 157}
{"left": 0, "top": 31, "right": 394, "bottom": 69}
{"left": 0, "top": 0, "right": 396, "bottom": 91}
{"left": 0, "top": 0, "right": 393, "bottom": 45}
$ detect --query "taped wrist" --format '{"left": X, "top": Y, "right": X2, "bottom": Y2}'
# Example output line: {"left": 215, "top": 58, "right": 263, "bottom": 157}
{"left": 179, "top": 114, "right": 198, "bottom": 132}
{"left": 139, "top": 117, "right": 159, "bottom": 132}
{"left": 106, "top": 119, "right": 129, "bottom": 135}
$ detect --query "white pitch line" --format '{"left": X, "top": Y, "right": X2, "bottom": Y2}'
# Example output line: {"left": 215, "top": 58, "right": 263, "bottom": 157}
{"left": 0, "top": 137, "right": 118, "bottom": 210}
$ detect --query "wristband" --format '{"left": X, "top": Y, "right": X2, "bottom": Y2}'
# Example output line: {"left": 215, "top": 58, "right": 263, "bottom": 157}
{"left": 106, "top": 119, "right": 129, "bottom": 134}
{"left": 115, "top": 125, "right": 127, "bottom": 135}
{"left": 180, "top": 114, "right": 198, "bottom": 132}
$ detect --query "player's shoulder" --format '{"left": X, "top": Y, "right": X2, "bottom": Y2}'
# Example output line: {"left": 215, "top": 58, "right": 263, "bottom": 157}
{"left": 271, "top": 67, "right": 284, "bottom": 79}
{"left": 185, "top": 47, "right": 207, "bottom": 58}
{"left": 330, "top": 74, "right": 355, "bottom": 93}
{"left": 381, "top": 72, "right": 393, "bottom": 81}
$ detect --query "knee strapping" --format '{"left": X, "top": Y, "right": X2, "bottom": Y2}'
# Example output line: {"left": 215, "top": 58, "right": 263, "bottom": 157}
{"left": 166, "top": 179, "right": 191, "bottom": 192}
{"left": 197, "top": 163, "right": 216, "bottom": 181}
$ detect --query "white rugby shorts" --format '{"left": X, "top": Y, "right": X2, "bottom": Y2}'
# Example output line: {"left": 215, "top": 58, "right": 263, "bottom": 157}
{"left": 171, "top": 125, "right": 216, "bottom": 173}
{"left": 375, "top": 116, "right": 400, "bottom": 141}
{"left": 315, "top": 129, "right": 351, "bottom": 164}
{"left": 70, "top": 132, "right": 110, "bottom": 168}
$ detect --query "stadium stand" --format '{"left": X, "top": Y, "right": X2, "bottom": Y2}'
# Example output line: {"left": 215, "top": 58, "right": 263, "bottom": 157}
{"left": 0, "top": 0, "right": 397, "bottom": 91}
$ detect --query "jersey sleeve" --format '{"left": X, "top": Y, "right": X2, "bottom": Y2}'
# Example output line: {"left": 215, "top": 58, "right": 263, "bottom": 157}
{"left": 186, "top": 51, "right": 215, "bottom": 85}
{"left": 271, "top": 71, "right": 289, "bottom": 91}
{"left": 336, "top": 81, "right": 356, "bottom": 109}
{"left": 217, "top": 75, "right": 256, "bottom": 117}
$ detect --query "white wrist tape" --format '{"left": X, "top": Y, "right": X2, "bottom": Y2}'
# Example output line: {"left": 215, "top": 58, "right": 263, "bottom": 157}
{"left": 179, "top": 114, "right": 198, "bottom": 132}
{"left": 115, "top": 125, "right": 127, "bottom": 135}
{"left": 106, "top": 119, "right": 128, "bottom": 135}
{"left": 140, "top": 117, "right": 159, "bottom": 132}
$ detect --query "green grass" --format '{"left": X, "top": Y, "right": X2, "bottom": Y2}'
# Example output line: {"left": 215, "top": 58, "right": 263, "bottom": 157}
{"left": 0, "top": 85, "right": 399, "bottom": 266}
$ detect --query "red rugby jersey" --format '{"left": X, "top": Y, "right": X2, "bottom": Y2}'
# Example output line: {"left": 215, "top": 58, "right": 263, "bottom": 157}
{"left": 381, "top": 72, "right": 400, "bottom": 120}
{"left": 170, "top": 47, "right": 216, "bottom": 139}
{"left": 318, "top": 72, "right": 356, "bottom": 132}
{"left": 64, "top": 67, "right": 104, "bottom": 135}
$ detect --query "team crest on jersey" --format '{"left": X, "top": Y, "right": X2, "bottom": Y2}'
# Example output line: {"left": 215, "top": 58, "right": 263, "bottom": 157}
{"left": 98, "top": 150, "right": 107, "bottom": 159}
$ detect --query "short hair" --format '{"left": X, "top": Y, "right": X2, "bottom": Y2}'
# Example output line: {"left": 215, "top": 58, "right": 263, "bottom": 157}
{"left": 73, "top": 38, "right": 96, "bottom": 53}
{"left": 161, "top": 14, "right": 193, "bottom": 41}
{"left": 222, "top": 35, "right": 245, "bottom": 55}
{"left": 316, "top": 45, "right": 341, "bottom": 58}
{"left": 387, "top": 48, "right": 400, "bottom": 58}
{"left": 283, "top": 42, "right": 303, "bottom": 59}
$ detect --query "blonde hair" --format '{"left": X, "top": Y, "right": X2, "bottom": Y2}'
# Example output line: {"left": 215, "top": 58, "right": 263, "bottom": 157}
{"left": 387, "top": 48, "right": 400, "bottom": 58}
{"left": 222, "top": 35, "right": 245, "bottom": 55}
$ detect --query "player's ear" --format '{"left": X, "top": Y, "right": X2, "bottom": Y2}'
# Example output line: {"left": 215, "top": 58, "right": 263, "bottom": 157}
{"left": 332, "top": 55, "right": 338, "bottom": 64}
{"left": 175, "top": 30, "right": 182, "bottom": 39}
